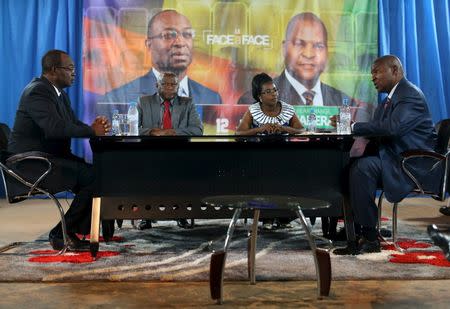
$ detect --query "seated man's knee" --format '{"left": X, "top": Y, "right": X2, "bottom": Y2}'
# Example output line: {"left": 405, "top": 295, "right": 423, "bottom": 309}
{"left": 350, "top": 156, "right": 381, "bottom": 179}
{"left": 78, "top": 163, "right": 95, "bottom": 187}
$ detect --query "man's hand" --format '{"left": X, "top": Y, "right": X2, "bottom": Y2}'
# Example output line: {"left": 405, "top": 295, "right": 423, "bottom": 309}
{"left": 149, "top": 128, "right": 177, "bottom": 136}
{"left": 91, "top": 116, "right": 111, "bottom": 136}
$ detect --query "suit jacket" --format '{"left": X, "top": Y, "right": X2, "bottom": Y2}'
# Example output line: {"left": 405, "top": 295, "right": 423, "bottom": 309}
{"left": 8, "top": 77, "right": 94, "bottom": 157}
{"left": 104, "top": 70, "right": 222, "bottom": 105}
{"left": 137, "top": 94, "right": 203, "bottom": 136}
{"left": 353, "top": 78, "right": 437, "bottom": 202}
{"left": 237, "top": 72, "right": 350, "bottom": 106}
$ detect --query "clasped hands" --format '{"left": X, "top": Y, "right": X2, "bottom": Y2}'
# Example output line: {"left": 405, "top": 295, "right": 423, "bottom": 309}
{"left": 258, "top": 123, "right": 290, "bottom": 134}
{"left": 91, "top": 116, "right": 111, "bottom": 136}
{"left": 148, "top": 128, "right": 177, "bottom": 136}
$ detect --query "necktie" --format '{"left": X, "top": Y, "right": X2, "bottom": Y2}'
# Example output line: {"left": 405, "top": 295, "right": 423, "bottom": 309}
{"left": 384, "top": 97, "right": 391, "bottom": 110}
{"left": 162, "top": 100, "right": 172, "bottom": 129}
{"left": 381, "top": 97, "right": 392, "bottom": 119}
{"left": 302, "top": 91, "right": 315, "bottom": 105}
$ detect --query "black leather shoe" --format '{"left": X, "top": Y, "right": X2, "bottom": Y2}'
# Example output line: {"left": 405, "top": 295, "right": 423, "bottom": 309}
{"left": 358, "top": 237, "right": 381, "bottom": 254}
{"left": 439, "top": 206, "right": 450, "bottom": 216}
{"left": 138, "top": 220, "right": 153, "bottom": 230}
{"left": 379, "top": 228, "right": 392, "bottom": 238}
{"left": 333, "top": 241, "right": 359, "bottom": 255}
{"left": 428, "top": 224, "right": 450, "bottom": 261}
{"left": 49, "top": 233, "right": 90, "bottom": 251}
{"left": 333, "top": 237, "right": 380, "bottom": 255}
{"left": 177, "top": 219, "right": 193, "bottom": 229}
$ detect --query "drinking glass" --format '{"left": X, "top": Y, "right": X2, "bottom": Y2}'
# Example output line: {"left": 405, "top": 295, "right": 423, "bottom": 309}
{"left": 118, "top": 114, "right": 130, "bottom": 136}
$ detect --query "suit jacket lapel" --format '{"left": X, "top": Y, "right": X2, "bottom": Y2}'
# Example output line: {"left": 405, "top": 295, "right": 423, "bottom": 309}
{"left": 151, "top": 95, "right": 161, "bottom": 128}
{"left": 171, "top": 97, "right": 181, "bottom": 128}
{"left": 373, "top": 97, "right": 387, "bottom": 121}
{"left": 187, "top": 79, "right": 198, "bottom": 101}
{"left": 54, "top": 89, "right": 74, "bottom": 121}
{"left": 275, "top": 73, "right": 303, "bottom": 105}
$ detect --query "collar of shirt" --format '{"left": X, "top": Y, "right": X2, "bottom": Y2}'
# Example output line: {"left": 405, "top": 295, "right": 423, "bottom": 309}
{"left": 152, "top": 68, "right": 190, "bottom": 97}
{"left": 158, "top": 95, "right": 175, "bottom": 107}
{"left": 387, "top": 82, "right": 400, "bottom": 100}
{"left": 51, "top": 84, "right": 61, "bottom": 97}
{"left": 284, "top": 69, "right": 323, "bottom": 106}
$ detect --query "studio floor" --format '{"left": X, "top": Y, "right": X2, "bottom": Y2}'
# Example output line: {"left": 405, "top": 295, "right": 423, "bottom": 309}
{"left": 0, "top": 197, "right": 449, "bottom": 308}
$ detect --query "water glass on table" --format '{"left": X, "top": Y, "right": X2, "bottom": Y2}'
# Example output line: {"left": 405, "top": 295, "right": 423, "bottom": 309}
{"left": 118, "top": 114, "right": 130, "bottom": 136}
{"left": 335, "top": 121, "right": 340, "bottom": 134}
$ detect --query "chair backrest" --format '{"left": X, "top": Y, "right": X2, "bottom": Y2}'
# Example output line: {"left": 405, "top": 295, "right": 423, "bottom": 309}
{"left": 0, "top": 123, "right": 43, "bottom": 203}
{"left": 0, "top": 123, "right": 10, "bottom": 151}
{"left": 434, "top": 119, "right": 450, "bottom": 196}
{"left": 435, "top": 119, "right": 450, "bottom": 155}
{"left": 0, "top": 123, "right": 11, "bottom": 198}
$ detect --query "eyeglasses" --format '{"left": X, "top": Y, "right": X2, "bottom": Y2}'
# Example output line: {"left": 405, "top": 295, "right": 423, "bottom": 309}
{"left": 148, "top": 29, "right": 195, "bottom": 42}
{"left": 56, "top": 66, "right": 75, "bottom": 72}
{"left": 260, "top": 88, "right": 278, "bottom": 95}
{"left": 160, "top": 82, "right": 178, "bottom": 87}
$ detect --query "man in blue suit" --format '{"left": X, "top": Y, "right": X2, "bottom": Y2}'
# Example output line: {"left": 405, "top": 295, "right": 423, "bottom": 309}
{"left": 334, "top": 55, "right": 437, "bottom": 255}
{"left": 104, "top": 9, "right": 222, "bottom": 106}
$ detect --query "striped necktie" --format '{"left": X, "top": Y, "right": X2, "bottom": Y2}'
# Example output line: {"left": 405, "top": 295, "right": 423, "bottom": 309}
{"left": 302, "top": 91, "right": 315, "bottom": 105}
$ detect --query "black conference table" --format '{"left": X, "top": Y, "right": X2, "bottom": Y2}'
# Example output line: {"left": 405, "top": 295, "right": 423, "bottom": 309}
{"left": 88, "top": 134, "right": 355, "bottom": 257}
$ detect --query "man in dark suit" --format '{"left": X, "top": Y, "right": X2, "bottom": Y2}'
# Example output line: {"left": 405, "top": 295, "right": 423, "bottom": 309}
{"left": 8, "top": 49, "right": 111, "bottom": 251}
{"left": 238, "top": 12, "right": 351, "bottom": 107}
{"left": 137, "top": 71, "right": 202, "bottom": 230}
{"left": 334, "top": 55, "right": 437, "bottom": 255}
{"left": 104, "top": 9, "right": 222, "bottom": 106}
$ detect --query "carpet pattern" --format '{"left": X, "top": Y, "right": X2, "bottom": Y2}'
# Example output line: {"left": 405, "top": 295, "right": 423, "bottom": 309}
{"left": 0, "top": 218, "right": 449, "bottom": 282}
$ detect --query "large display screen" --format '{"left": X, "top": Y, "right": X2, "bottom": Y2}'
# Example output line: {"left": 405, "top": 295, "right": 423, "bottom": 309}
{"left": 83, "top": 0, "right": 378, "bottom": 135}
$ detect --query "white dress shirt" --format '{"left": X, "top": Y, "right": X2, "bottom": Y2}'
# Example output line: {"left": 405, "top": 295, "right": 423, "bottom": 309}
{"left": 284, "top": 69, "right": 324, "bottom": 106}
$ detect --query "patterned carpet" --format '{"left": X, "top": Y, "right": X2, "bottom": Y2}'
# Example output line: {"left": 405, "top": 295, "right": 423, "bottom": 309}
{"left": 0, "top": 218, "right": 449, "bottom": 282}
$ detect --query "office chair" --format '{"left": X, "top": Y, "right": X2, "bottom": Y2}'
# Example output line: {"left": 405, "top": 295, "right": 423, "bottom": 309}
{"left": 377, "top": 119, "right": 450, "bottom": 251}
{"left": 0, "top": 123, "right": 69, "bottom": 254}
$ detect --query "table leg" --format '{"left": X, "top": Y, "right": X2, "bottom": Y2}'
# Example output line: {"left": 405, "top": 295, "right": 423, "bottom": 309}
{"left": 296, "top": 207, "right": 331, "bottom": 298}
{"left": 248, "top": 209, "right": 260, "bottom": 284}
{"left": 343, "top": 195, "right": 356, "bottom": 242}
{"left": 90, "top": 197, "right": 101, "bottom": 259}
{"left": 210, "top": 208, "right": 242, "bottom": 304}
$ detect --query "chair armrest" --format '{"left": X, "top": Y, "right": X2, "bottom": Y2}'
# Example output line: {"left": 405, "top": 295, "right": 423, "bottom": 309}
{"left": 401, "top": 149, "right": 445, "bottom": 161}
{"left": 401, "top": 149, "right": 447, "bottom": 196}
{"left": 5, "top": 151, "right": 53, "bottom": 164}
{"left": 4, "top": 151, "right": 53, "bottom": 197}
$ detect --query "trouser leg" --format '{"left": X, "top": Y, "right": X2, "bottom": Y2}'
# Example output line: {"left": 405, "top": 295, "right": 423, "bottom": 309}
{"left": 349, "top": 156, "right": 382, "bottom": 230}
{"left": 43, "top": 157, "right": 94, "bottom": 237}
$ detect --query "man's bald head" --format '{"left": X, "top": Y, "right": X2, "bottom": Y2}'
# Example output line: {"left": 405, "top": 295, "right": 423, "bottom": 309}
{"left": 374, "top": 55, "right": 404, "bottom": 76}
{"left": 371, "top": 55, "right": 404, "bottom": 93}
